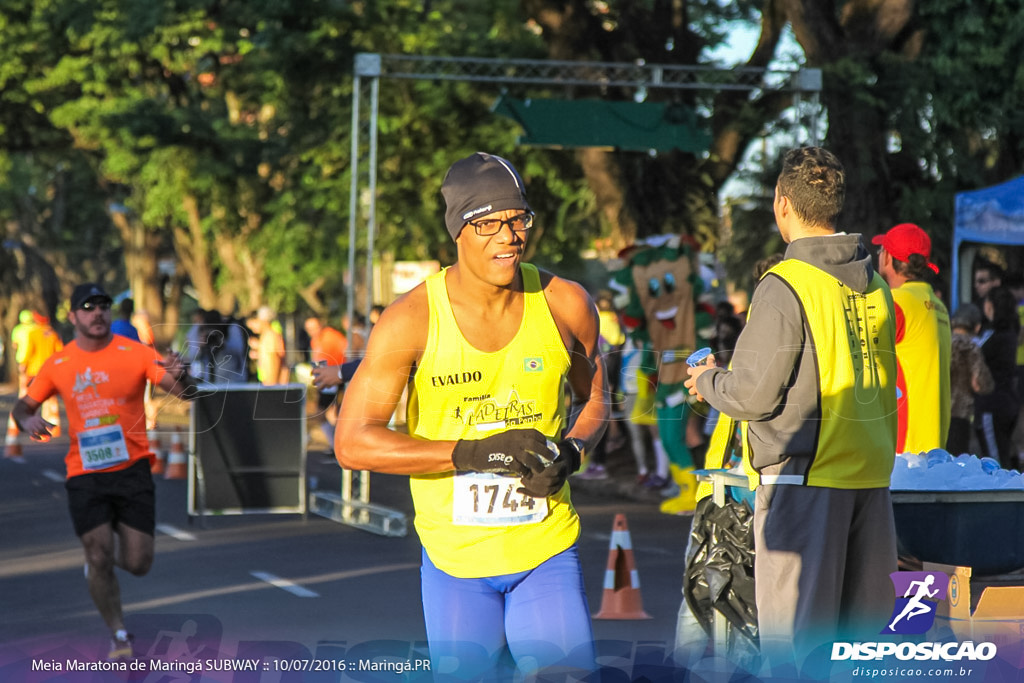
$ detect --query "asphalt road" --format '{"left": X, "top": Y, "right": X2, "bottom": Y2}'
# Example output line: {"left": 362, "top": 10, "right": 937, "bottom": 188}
{"left": 0, "top": 413, "right": 697, "bottom": 681}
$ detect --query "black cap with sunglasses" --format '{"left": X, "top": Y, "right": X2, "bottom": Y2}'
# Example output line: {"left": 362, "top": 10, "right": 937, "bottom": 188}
{"left": 70, "top": 283, "right": 113, "bottom": 311}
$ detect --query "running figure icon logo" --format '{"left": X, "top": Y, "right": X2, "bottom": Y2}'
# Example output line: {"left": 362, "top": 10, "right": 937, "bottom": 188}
{"left": 883, "top": 571, "right": 949, "bottom": 634}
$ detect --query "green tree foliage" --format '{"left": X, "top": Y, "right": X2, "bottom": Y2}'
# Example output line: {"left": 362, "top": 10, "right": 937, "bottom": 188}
{"left": 2, "top": 0, "right": 605, "bottom": 326}
{"left": 884, "top": 0, "right": 1024, "bottom": 274}
{"left": 1, "top": 0, "right": 106, "bottom": 353}
{"left": 753, "top": 0, "right": 1024, "bottom": 283}
{"left": 4, "top": 0, "right": 1023, "bottom": 334}
{"left": 520, "top": 0, "right": 780, "bottom": 251}
{"left": 347, "top": 2, "right": 600, "bottom": 276}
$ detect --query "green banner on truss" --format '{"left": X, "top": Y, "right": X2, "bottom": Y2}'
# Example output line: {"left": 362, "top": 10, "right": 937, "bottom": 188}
{"left": 493, "top": 96, "right": 711, "bottom": 153}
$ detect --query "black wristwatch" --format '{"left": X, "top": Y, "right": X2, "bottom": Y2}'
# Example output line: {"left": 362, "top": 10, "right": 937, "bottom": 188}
{"left": 564, "top": 437, "right": 586, "bottom": 472}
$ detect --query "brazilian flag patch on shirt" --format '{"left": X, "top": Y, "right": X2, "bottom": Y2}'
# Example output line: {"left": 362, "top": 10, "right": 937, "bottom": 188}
{"left": 524, "top": 357, "right": 544, "bottom": 372}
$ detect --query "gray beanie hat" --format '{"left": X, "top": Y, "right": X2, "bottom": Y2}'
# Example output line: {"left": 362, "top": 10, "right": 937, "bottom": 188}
{"left": 441, "top": 152, "right": 532, "bottom": 240}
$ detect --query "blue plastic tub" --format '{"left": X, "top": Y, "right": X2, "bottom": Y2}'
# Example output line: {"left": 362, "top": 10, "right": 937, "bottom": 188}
{"left": 891, "top": 490, "right": 1024, "bottom": 576}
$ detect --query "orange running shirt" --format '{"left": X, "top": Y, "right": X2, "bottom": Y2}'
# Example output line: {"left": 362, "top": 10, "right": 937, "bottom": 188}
{"left": 26, "top": 338, "right": 167, "bottom": 479}
{"left": 310, "top": 326, "right": 348, "bottom": 365}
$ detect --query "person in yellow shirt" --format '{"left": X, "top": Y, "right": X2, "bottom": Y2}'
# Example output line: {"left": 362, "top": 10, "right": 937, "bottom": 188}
{"left": 23, "top": 313, "right": 64, "bottom": 379}
{"left": 11, "top": 309, "right": 37, "bottom": 370}
{"left": 6, "top": 310, "right": 39, "bottom": 453}
{"left": 250, "top": 306, "right": 287, "bottom": 385}
{"left": 335, "top": 152, "right": 607, "bottom": 679}
{"left": 22, "top": 313, "right": 65, "bottom": 437}
{"left": 873, "top": 222, "right": 952, "bottom": 453}
{"left": 576, "top": 292, "right": 627, "bottom": 479}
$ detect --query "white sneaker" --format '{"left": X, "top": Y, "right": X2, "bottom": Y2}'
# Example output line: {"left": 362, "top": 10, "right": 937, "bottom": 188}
{"left": 108, "top": 633, "right": 133, "bottom": 660}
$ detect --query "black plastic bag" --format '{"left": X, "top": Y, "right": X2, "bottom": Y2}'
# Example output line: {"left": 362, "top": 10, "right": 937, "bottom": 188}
{"left": 682, "top": 495, "right": 758, "bottom": 647}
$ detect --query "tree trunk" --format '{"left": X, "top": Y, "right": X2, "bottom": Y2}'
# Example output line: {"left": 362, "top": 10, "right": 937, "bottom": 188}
{"left": 108, "top": 205, "right": 166, "bottom": 323}
{"left": 214, "top": 207, "right": 265, "bottom": 314}
{"left": 215, "top": 235, "right": 264, "bottom": 315}
{"left": 177, "top": 193, "right": 220, "bottom": 310}
{"left": 577, "top": 148, "right": 637, "bottom": 248}
{"left": 522, "top": 1, "right": 789, "bottom": 247}
{"left": 783, "top": 0, "right": 916, "bottom": 239}
{"left": 823, "top": 92, "right": 894, "bottom": 234}
{"left": 1, "top": 220, "right": 61, "bottom": 379}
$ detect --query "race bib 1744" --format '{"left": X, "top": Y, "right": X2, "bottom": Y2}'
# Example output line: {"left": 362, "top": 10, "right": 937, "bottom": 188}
{"left": 452, "top": 472, "right": 548, "bottom": 526}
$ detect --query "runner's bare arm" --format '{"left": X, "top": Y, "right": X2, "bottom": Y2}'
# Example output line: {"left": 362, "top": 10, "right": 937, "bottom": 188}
{"left": 156, "top": 351, "right": 202, "bottom": 399}
{"left": 11, "top": 395, "right": 52, "bottom": 440}
{"left": 335, "top": 288, "right": 458, "bottom": 474}
{"left": 546, "top": 275, "right": 609, "bottom": 451}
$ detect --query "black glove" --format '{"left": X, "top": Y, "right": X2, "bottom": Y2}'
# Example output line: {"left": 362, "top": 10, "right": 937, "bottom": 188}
{"left": 451, "top": 429, "right": 552, "bottom": 476}
{"left": 516, "top": 439, "right": 583, "bottom": 498}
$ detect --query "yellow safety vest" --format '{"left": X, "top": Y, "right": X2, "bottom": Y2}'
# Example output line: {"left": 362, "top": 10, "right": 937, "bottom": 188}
{"left": 696, "top": 411, "right": 758, "bottom": 502}
{"left": 762, "top": 259, "right": 898, "bottom": 488}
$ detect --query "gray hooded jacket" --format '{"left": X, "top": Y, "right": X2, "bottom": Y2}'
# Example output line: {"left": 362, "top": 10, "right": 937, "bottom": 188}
{"left": 696, "top": 233, "right": 883, "bottom": 479}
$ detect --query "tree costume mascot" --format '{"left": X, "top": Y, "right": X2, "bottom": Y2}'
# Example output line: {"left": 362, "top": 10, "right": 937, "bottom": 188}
{"left": 610, "top": 235, "right": 713, "bottom": 514}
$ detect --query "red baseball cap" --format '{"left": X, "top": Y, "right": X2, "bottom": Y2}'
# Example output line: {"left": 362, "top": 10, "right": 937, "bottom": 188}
{"left": 872, "top": 223, "right": 939, "bottom": 274}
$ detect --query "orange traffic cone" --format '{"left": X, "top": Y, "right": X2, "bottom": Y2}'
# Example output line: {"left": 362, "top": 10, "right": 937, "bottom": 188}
{"left": 148, "top": 429, "right": 166, "bottom": 476}
{"left": 593, "top": 513, "right": 652, "bottom": 620}
{"left": 164, "top": 430, "right": 187, "bottom": 480}
{"left": 4, "top": 417, "right": 23, "bottom": 459}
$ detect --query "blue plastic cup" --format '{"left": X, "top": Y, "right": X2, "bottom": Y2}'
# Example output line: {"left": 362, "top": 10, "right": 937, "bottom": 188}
{"left": 980, "top": 457, "right": 1001, "bottom": 474}
{"left": 686, "top": 347, "right": 713, "bottom": 368}
{"left": 925, "top": 449, "right": 952, "bottom": 468}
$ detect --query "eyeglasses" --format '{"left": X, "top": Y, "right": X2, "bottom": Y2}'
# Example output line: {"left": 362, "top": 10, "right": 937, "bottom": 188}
{"left": 78, "top": 300, "right": 112, "bottom": 312}
{"left": 975, "top": 277, "right": 993, "bottom": 286}
{"left": 467, "top": 212, "right": 534, "bottom": 237}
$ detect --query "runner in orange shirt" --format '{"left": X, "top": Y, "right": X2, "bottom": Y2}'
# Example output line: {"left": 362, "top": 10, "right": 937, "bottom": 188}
{"left": 12, "top": 283, "right": 199, "bottom": 660}
{"left": 304, "top": 316, "right": 348, "bottom": 450}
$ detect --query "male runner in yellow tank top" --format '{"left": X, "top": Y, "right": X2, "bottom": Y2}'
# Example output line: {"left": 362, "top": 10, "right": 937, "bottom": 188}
{"left": 336, "top": 152, "right": 607, "bottom": 679}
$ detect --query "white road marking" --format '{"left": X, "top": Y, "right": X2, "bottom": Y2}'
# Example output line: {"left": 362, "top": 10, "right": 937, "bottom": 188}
{"left": 250, "top": 570, "right": 319, "bottom": 598}
{"left": 156, "top": 524, "right": 197, "bottom": 541}
{"left": 124, "top": 564, "right": 418, "bottom": 611}
{"left": 42, "top": 469, "right": 65, "bottom": 483}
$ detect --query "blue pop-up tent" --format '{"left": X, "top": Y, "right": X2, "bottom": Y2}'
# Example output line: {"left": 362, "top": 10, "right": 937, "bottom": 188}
{"left": 951, "top": 176, "right": 1024, "bottom": 312}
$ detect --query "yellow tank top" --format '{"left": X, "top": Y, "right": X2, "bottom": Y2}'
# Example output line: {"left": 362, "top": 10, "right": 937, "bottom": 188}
{"left": 407, "top": 264, "right": 580, "bottom": 578}
{"left": 892, "top": 282, "right": 951, "bottom": 453}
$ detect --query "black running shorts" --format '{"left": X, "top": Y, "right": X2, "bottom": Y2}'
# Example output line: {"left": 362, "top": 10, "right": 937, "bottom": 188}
{"left": 65, "top": 459, "right": 156, "bottom": 537}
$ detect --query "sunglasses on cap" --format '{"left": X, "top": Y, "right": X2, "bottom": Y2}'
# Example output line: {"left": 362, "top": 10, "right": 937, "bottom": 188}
{"left": 78, "top": 299, "right": 112, "bottom": 312}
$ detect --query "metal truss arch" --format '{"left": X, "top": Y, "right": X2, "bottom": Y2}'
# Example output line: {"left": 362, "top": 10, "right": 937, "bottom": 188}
{"left": 347, "top": 52, "right": 822, "bottom": 316}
